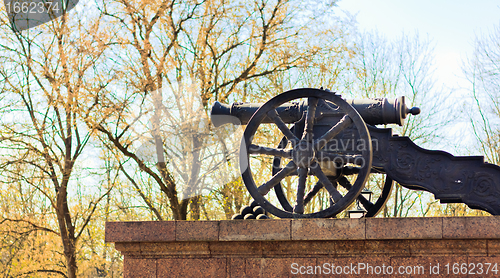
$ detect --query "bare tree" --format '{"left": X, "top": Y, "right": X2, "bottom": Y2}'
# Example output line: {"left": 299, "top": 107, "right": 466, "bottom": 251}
{"left": 0, "top": 1, "right": 118, "bottom": 276}
{"left": 346, "top": 31, "right": 447, "bottom": 217}
{"left": 88, "top": 0, "right": 345, "bottom": 220}
{"left": 443, "top": 23, "right": 500, "bottom": 217}
{"left": 465, "top": 23, "right": 500, "bottom": 165}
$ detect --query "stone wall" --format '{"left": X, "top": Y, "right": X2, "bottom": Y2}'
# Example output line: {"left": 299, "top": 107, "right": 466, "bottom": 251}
{"left": 105, "top": 217, "right": 500, "bottom": 277}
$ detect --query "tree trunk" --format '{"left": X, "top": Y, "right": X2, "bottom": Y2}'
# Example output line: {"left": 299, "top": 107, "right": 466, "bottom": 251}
{"left": 56, "top": 207, "right": 77, "bottom": 277}
{"left": 190, "top": 196, "right": 201, "bottom": 220}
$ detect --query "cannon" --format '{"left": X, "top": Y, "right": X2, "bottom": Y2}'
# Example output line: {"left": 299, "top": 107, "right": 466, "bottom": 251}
{"left": 211, "top": 88, "right": 500, "bottom": 218}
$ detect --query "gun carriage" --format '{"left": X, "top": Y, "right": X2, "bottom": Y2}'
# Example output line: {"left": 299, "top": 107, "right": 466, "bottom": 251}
{"left": 211, "top": 88, "right": 500, "bottom": 218}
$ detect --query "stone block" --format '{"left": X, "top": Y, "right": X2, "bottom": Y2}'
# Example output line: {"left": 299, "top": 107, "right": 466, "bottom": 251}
{"left": 334, "top": 240, "right": 367, "bottom": 257}
{"left": 292, "top": 218, "right": 365, "bottom": 240}
{"left": 139, "top": 242, "right": 210, "bottom": 257}
{"left": 176, "top": 220, "right": 219, "bottom": 241}
{"left": 443, "top": 216, "right": 500, "bottom": 239}
{"left": 390, "top": 256, "right": 467, "bottom": 277}
{"left": 210, "top": 241, "right": 262, "bottom": 257}
{"left": 157, "top": 258, "right": 226, "bottom": 278}
{"left": 316, "top": 256, "right": 391, "bottom": 278}
{"left": 123, "top": 258, "right": 156, "bottom": 278}
{"left": 487, "top": 240, "right": 500, "bottom": 256}
{"left": 114, "top": 242, "right": 142, "bottom": 254}
{"left": 228, "top": 258, "right": 246, "bottom": 278}
{"left": 219, "top": 219, "right": 290, "bottom": 241}
{"left": 467, "top": 256, "right": 500, "bottom": 277}
{"left": 366, "top": 217, "right": 442, "bottom": 239}
{"left": 246, "top": 257, "right": 317, "bottom": 277}
{"left": 409, "top": 239, "right": 487, "bottom": 256}
{"left": 105, "top": 221, "right": 175, "bottom": 242}
{"left": 364, "top": 240, "right": 411, "bottom": 256}
{"left": 261, "top": 240, "right": 336, "bottom": 257}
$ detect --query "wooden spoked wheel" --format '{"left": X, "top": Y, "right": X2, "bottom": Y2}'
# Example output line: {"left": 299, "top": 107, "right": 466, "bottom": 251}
{"left": 240, "top": 88, "right": 373, "bottom": 218}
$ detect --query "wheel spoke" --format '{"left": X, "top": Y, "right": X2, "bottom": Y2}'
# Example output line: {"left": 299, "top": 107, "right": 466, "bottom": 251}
{"left": 316, "top": 152, "right": 364, "bottom": 165}
{"left": 267, "top": 109, "right": 299, "bottom": 146}
{"left": 301, "top": 97, "right": 319, "bottom": 141}
{"left": 337, "top": 176, "right": 373, "bottom": 210}
{"left": 342, "top": 166, "right": 361, "bottom": 175}
{"left": 293, "top": 167, "right": 308, "bottom": 214}
{"left": 310, "top": 161, "right": 342, "bottom": 202}
{"left": 276, "top": 168, "right": 313, "bottom": 176}
{"left": 257, "top": 160, "right": 297, "bottom": 196}
{"left": 249, "top": 144, "right": 292, "bottom": 159}
{"left": 313, "top": 114, "right": 352, "bottom": 151}
{"left": 303, "top": 181, "right": 323, "bottom": 206}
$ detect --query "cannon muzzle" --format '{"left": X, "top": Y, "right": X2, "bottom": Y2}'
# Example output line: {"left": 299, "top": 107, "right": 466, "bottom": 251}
{"left": 211, "top": 96, "right": 419, "bottom": 127}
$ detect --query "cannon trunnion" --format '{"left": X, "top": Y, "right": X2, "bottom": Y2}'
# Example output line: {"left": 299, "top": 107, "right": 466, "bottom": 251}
{"left": 211, "top": 88, "right": 500, "bottom": 218}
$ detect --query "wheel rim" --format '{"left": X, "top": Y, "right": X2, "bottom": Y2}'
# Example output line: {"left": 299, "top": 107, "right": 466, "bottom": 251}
{"left": 363, "top": 172, "right": 394, "bottom": 217}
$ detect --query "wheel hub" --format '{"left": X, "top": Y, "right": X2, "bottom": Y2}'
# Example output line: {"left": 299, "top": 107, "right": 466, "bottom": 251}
{"left": 292, "top": 140, "right": 316, "bottom": 168}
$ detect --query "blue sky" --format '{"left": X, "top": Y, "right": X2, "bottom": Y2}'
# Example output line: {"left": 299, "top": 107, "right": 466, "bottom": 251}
{"left": 335, "top": 0, "right": 500, "bottom": 154}
{"left": 336, "top": 0, "right": 500, "bottom": 92}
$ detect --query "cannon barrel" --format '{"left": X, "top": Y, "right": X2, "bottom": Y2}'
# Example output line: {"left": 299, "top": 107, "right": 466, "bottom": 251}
{"left": 211, "top": 96, "right": 420, "bottom": 127}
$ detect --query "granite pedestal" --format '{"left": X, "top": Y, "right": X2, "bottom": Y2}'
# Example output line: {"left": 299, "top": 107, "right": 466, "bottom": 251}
{"left": 105, "top": 217, "right": 500, "bottom": 277}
